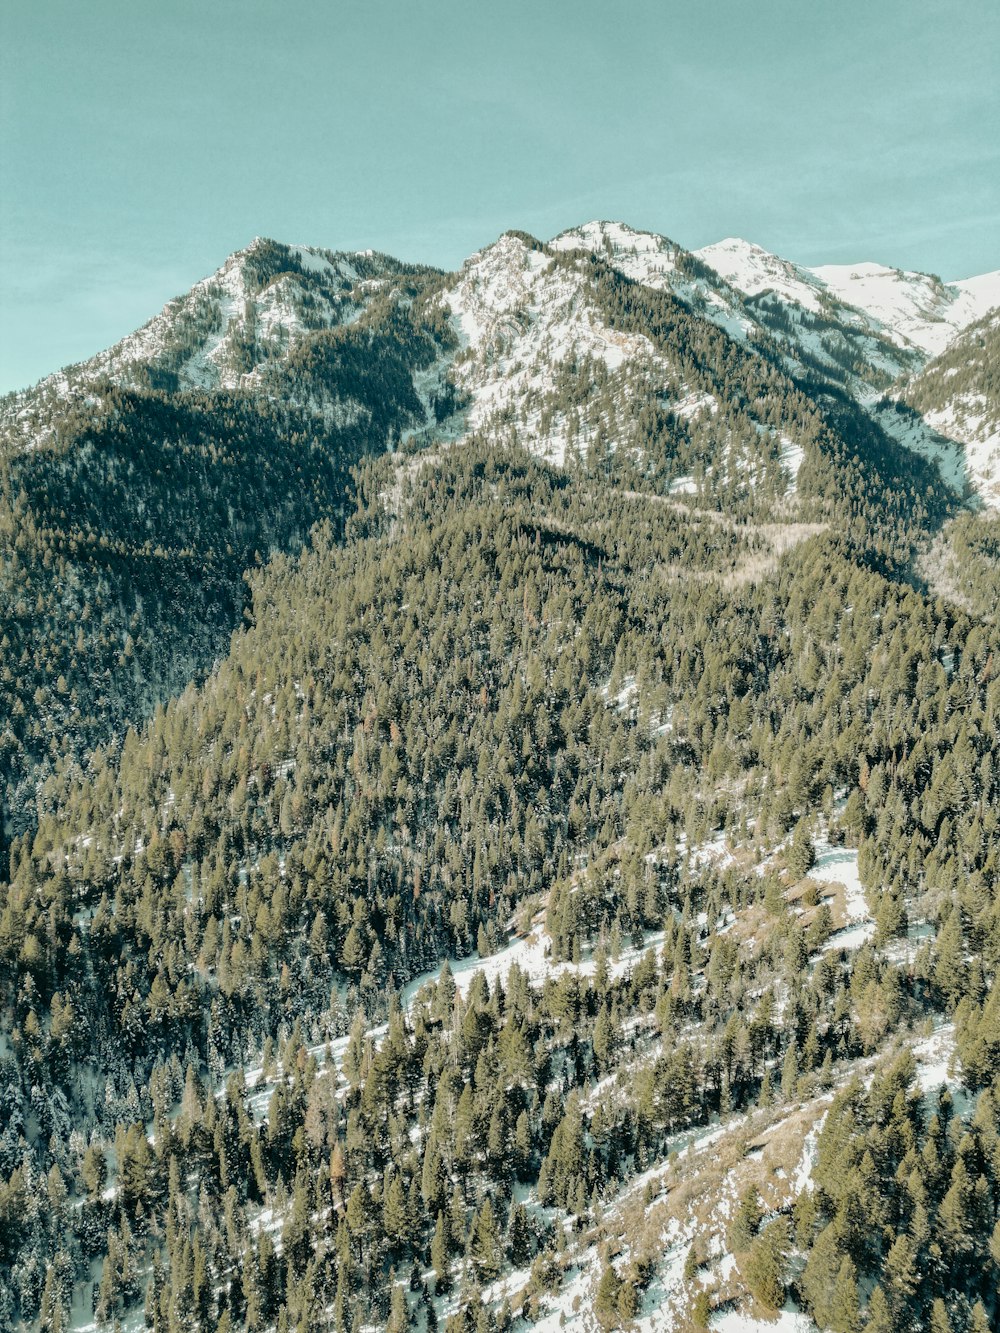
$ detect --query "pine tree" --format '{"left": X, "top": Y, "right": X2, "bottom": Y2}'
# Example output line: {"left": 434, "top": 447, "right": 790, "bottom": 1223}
{"left": 513, "top": 1112, "right": 532, "bottom": 1180}
{"left": 387, "top": 1285, "right": 410, "bottom": 1333}
{"left": 345, "top": 1182, "right": 371, "bottom": 1261}
{"left": 863, "top": 1287, "right": 892, "bottom": 1333}
{"left": 969, "top": 1302, "right": 991, "bottom": 1333}
{"left": 692, "top": 1290, "right": 712, "bottom": 1330}
{"left": 929, "top": 1300, "right": 952, "bottom": 1333}
{"left": 937, "top": 1157, "right": 975, "bottom": 1265}
{"left": 616, "top": 1277, "right": 639, "bottom": 1321}
{"left": 471, "top": 1198, "right": 502, "bottom": 1282}
{"left": 729, "top": 1185, "right": 762, "bottom": 1252}
{"left": 829, "top": 1256, "right": 860, "bottom": 1333}
{"left": 383, "top": 1173, "right": 409, "bottom": 1250}
{"left": 786, "top": 817, "right": 815, "bottom": 878}
{"left": 595, "top": 1260, "right": 622, "bottom": 1329}
{"left": 435, "top": 961, "right": 457, "bottom": 1022}
{"left": 882, "top": 1233, "right": 918, "bottom": 1316}
{"left": 933, "top": 909, "right": 966, "bottom": 1008}
{"left": 781, "top": 1041, "right": 799, "bottom": 1100}
{"left": 593, "top": 1004, "right": 613, "bottom": 1071}
{"left": 743, "top": 1219, "right": 788, "bottom": 1311}
{"left": 507, "top": 1202, "right": 531, "bottom": 1266}
{"left": 431, "top": 1211, "right": 451, "bottom": 1291}
{"left": 801, "top": 1223, "right": 843, "bottom": 1328}
{"left": 82, "top": 1143, "right": 107, "bottom": 1200}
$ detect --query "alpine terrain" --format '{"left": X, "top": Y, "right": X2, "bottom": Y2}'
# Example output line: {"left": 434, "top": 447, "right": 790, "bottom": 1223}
{"left": 1, "top": 220, "right": 999, "bottom": 1333}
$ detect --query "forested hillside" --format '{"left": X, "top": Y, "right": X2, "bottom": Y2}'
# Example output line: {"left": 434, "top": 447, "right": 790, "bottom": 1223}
{"left": 0, "top": 259, "right": 454, "bottom": 864}
{"left": 902, "top": 311, "right": 1000, "bottom": 509}
{"left": 0, "top": 223, "right": 998, "bottom": 1333}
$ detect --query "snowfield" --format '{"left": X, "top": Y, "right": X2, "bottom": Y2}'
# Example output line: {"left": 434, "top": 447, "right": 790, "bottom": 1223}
{"left": 696, "top": 238, "right": 827, "bottom": 316}
{"left": 697, "top": 236, "right": 1000, "bottom": 360}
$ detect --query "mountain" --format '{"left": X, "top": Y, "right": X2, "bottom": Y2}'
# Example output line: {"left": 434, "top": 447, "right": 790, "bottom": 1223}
{"left": 902, "top": 309, "right": 1000, "bottom": 507}
{"left": 2, "top": 221, "right": 968, "bottom": 855}
{"left": 696, "top": 234, "right": 1000, "bottom": 359}
{"left": 0, "top": 238, "right": 448, "bottom": 441}
{"left": 0, "top": 241, "right": 453, "bottom": 853}
{"left": 691, "top": 234, "right": 1000, "bottom": 510}
{"left": 0, "top": 220, "right": 998, "bottom": 1333}
{"left": 442, "top": 228, "right": 827, "bottom": 498}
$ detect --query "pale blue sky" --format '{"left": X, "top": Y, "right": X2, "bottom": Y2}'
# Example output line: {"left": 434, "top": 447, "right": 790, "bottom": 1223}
{"left": 2, "top": 0, "right": 998, "bottom": 393}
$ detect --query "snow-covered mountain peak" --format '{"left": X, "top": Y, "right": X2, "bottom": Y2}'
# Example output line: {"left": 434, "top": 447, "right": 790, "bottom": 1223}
{"left": 441, "top": 230, "right": 680, "bottom": 463}
{"left": 438, "top": 226, "right": 815, "bottom": 495}
{"left": 0, "top": 238, "right": 438, "bottom": 456}
{"left": 952, "top": 268, "right": 1000, "bottom": 314}
{"left": 5, "top": 218, "right": 998, "bottom": 506}
{"left": 695, "top": 238, "right": 827, "bottom": 315}
{"left": 806, "top": 260, "right": 964, "bottom": 357}
{"left": 4, "top": 239, "right": 399, "bottom": 422}
{"left": 447, "top": 231, "right": 550, "bottom": 343}
{"left": 551, "top": 219, "right": 677, "bottom": 257}
{"left": 550, "top": 222, "right": 755, "bottom": 343}
{"left": 695, "top": 238, "right": 1000, "bottom": 360}
{"left": 550, "top": 220, "right": 684, "bottom": 289}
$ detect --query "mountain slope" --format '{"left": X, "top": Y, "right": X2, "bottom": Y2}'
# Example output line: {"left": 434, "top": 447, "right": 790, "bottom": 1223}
{"left": 0, "top": 246, "right": 455, "bottom": 852}
{"left": 0, "top": 220, "right": 998, "bottom": 1333}
{"left": 697, "top": 236, "right": 1000, "bottom": 359}
{"left": 0, "top": 238, "right": 434, "bottom": 427}
{"left": 693, "top": 235, "right": 1000, "bottom": 508}
{"left": 0, "top": 220, "right": 977, "bottom": 852}
{"left": 441, "top": 229, "right": 813, "bottom": 496}
{"left": 439, "top": 227, "right": 957, "bottom": 538}
{"left": 2, "top": 438, "right": 999, "bottom": 1332}
{"left": 809, "top": 259, "right": 1000, "bottom": 357}
{"left": 902, "top": 309, "right": 1000, "bottom": 506}
{"left": 552, "top": 223, "right": 939, "bottom": 398}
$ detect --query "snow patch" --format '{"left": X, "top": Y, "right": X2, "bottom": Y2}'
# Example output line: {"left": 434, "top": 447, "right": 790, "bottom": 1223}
{"left": 912, "top": 1023, "right": 957, "bottom": 1095}
{"left": 712, "top": 1309, "right": 817, "bottom": 1333}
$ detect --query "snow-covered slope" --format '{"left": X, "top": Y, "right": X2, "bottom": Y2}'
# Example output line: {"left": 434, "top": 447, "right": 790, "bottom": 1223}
{"left": 440, "top": 229, "right": 811, "bottom": 499}
{"left": 4, "top": 220, "right": 997, "bottom": 503}
{"left": 441, "top": 231, "right": 676, "bottom": 464}
{"left": 810, "top": 259, "right": 1000, "bottom": 358}
{"left": 698, "top": 237, "right": 1000, "bottom": 361}
{"left": 0, "top": 238, "right": 421, "bottom": 452}
{"left": 694, "top": 236, "right": 1000, "bottom": 499}
{"left": 902, "top": 309, "right": 1000, "bottom": 507}
{"left": 549, "top": 220, "right": 755, "bottom": 343}
{"left": 0, "top": 242, "right": 445, "bottom": 461}
{"left": 566, "top": 228, "right": 921, "bottom": 393}
{"left": 696, "top": 238, "right": 829, "bottom": 316}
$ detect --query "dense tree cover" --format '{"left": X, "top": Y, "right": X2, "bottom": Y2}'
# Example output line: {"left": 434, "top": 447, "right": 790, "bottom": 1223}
{"left": 0, "top": 272, "right": 453, "bottom": 864}
{"left": 0, "top": 229, "right": 996, "bottom": 1330}
{"left": 938, "top": 512, "right": 1000, "bottom": 618}
{"left": 798, "top": 1055, "right": 999, "bottom": 1330}
{"left": 0, "top": 425, "right": 997, "bottom": 1327}
{"left": 903, "top": 311, "right": 1000, "bottom": 427}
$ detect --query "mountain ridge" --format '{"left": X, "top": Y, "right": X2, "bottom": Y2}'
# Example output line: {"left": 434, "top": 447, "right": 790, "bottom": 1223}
{"left": 7, "top": 222, "right": 998, "bottom": 407}
{"left": 7, "top": 220, "right": 997, "bottom": 511}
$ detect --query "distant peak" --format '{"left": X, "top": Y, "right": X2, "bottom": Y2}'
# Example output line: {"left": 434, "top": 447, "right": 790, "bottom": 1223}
{"left": 550, "top": 219, "right": 676, "bottom": 254}
{"left": 708, "top": 236, "right": 767, "bottom": 253}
